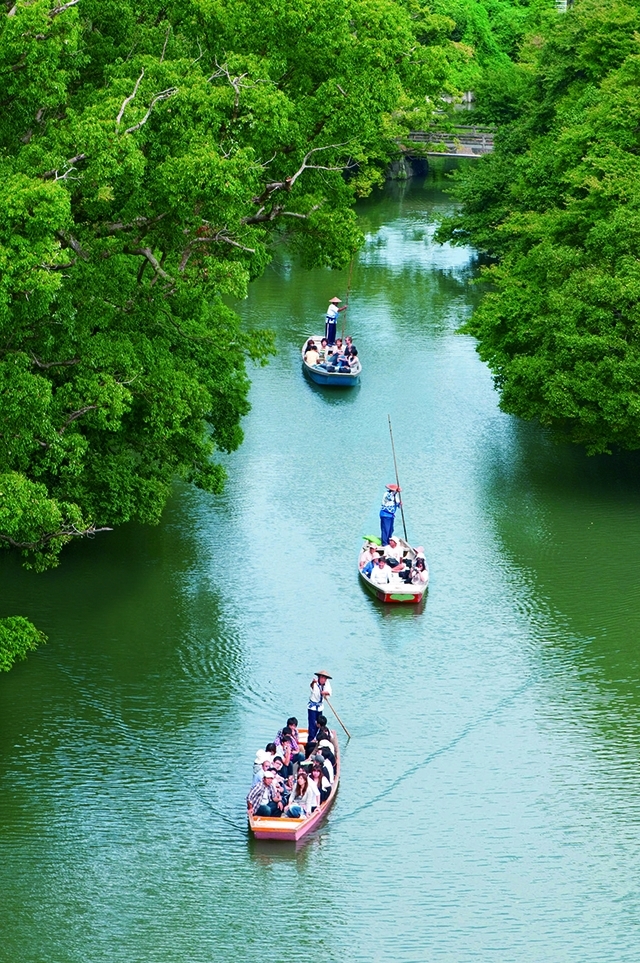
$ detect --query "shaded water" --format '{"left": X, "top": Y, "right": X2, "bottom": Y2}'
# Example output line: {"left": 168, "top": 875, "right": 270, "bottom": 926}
{"left": 3, "top": 172, "right": 640, "bottom": 962}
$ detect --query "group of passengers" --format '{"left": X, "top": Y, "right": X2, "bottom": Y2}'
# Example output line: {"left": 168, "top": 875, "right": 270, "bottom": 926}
{"left": 304, "top": 335, "right": 358, "bottom": 373}
{"left": 358, "top": 534, "right": 428, "bottom": 587}
{"left": 247, "top": 715, "right": 337, "bottom": 819}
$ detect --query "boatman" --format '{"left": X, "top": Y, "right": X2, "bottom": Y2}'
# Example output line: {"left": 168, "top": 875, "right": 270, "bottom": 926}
{"left": 325, "top": 297, "right": 346, "bottom": 346}
{"left": 308, "top": 671, "right": 332, "bottom": 743}
{"left": 380, "top": 483, "right": 401, "bottom": 546}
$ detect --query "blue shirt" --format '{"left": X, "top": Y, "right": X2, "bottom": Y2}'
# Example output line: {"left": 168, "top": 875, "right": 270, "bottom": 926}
{"left": 380, "top": 489, "right": 400, "bottom": 517}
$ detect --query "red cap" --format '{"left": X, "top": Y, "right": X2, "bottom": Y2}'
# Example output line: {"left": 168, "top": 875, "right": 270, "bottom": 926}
{"left": 386, "top": 483, "right": 401, "bottom": 492}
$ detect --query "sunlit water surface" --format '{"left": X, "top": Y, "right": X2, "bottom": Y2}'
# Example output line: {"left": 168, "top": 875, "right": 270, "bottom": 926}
{"left": 3, "top": 172, "right": 640, "bottom": 962}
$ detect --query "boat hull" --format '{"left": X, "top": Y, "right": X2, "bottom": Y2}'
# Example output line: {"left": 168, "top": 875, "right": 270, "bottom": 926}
{"left": 248, "top": 729, "right": 339, "bottom": 842}
{"left": 359, "top": 569, "right": 426, "bottom": 604}
{"left": 358, "top": 535, "right": 428, "bottom": 604}
{"left": 301, "top": 336, "right": 361, "bottom": 387}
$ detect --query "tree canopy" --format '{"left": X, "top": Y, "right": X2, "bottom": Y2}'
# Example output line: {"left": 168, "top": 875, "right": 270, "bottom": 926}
{"left": 438, "top": 0, "right": 640, "bottom": 454}
{"left": 0, "top": 0, "right": 466, "bottom": 577}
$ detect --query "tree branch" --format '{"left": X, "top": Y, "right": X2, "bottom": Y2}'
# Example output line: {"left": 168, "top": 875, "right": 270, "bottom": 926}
{"left": 31, "top": 355, "right": 81, "bottom": 369}
{"left": 56, "top": 230, "right": 89, "bottom": 260}
{"left": 116, "top": 68, "right": 144, "bottom": 127}
{"left": 59, "top": 405, "right": 98, "bottom": 433}
{"left": 124, "top": 88, "right": 177, "bottom": 135}
{"left": 125, "top": 246, "right": 174, "bottom": 284}
{"left": 100, "top": 213, "right": 166, "bottom": 235}
{"left": 0, "top": 523, "right": 113, "bottom": 552}
{"left": 49, "top": 0, "right": 81, "bottom": 18}
{"left": 41, "top": 153, "right": 86, "bottom": 180}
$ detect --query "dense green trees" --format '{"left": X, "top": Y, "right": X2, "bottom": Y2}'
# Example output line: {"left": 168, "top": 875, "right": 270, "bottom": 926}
{"left": 439, "top": 0, "right": 640, "bottom": 453}
{"left": 0, "top": 0, "right": 459, "bottom": 574}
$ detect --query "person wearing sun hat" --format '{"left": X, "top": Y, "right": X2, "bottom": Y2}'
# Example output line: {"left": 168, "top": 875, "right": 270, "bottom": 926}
{"left": 325, "top": 296, "right": 347, "bottom": 346}
{"left": 380, "top": 482, "right": 402, "bottom": 545}
{"left": 308, "top": 670, "right": 332, "bottom": 743}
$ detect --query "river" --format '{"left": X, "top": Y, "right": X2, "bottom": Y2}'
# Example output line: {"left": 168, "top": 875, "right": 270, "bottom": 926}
{"left": 2, "top": 170, "right": 640, "bottom": 963}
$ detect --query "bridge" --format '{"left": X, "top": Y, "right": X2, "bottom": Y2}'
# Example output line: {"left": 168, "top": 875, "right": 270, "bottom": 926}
{"left": 403, "top": 125, "right": 495, "bottom": 158}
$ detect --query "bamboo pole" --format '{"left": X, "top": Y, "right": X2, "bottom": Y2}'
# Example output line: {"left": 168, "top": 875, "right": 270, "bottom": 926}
{"left": 324, "top": 697, "right": 351, "bottom": 740}
{"left": 341, "top": 257, "right": 355, "bottom": 341}
{"left": 388, "top": 414, "right": 408, "bottom": 542}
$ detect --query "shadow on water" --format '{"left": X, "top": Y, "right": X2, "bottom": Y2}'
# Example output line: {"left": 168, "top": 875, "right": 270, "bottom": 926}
{"left": 247, "top": 833, "right": 326, "bottom": 865}
{"left": 357, "top": 579, "right": 428, "bottom": 621}
{"left": 302, "top": 375, "right": 362, "bottom": 405}
{"left": 479, "top": 413, "right": 640, "bottom": 755}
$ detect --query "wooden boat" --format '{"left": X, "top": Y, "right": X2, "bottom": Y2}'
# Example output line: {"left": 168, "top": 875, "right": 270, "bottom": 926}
{"left": 358, "top": 535, "right": 429, "bottom": 604}
{"left": 248, "top": 728, "right": 339, "bottom": 842}
{"left": 301, "top": 337, "right": 361, "bottom": 386}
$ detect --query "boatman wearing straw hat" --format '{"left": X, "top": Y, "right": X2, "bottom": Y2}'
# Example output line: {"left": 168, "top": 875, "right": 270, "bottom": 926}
{"left": 325, "top": 297, "right": 347, "bottom": 346}
{"left": 380, "top": 482, "right": 402, "bottom": 546}
{"left": 308, "top": 671, "right": 332, "bottom": 743}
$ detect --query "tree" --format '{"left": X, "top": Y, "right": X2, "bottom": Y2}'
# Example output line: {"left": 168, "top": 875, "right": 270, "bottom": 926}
{"left": 0, "top": 616, "right": 46, "bottom": 671}
{"left": 438, "top": 0, "right": 640, "bottom": 453}
{"left": 0, "top": 0, "right": 462, "bottom": 579}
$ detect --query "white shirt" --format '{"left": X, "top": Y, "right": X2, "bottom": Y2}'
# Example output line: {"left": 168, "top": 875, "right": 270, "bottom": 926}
{"left": 326, "top": 302, "right": 339, "bottom": 319}
{"left": 370, "top": 564, "right": 390, "bottom": 586}
{"left": 321, "top": 757, "right": 335, "bottom": 784}
{"left": 309, "top": 678, "right": 332, "bottom": 708}
{"left": 385, "top": 542, "right": 403, "bottom": 561}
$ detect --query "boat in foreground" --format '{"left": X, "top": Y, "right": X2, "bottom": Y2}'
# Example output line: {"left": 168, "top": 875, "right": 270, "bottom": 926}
{"left": 248, "top": 729, "right": 340, "bottom": 842}
{"left": 359, "top": 535, "right": 429, "bottom": 604}
{"left": 301, "top": 336, "right": 361, "bottom": 386}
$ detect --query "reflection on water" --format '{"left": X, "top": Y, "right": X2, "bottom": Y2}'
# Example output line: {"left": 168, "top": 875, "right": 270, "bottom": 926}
{"left": 2, "top": 173, "right": 640, "bottom": 962}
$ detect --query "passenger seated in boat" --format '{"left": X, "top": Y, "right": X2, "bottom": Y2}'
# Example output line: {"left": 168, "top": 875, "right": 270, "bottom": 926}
{"left": 316, "top": 747, "right": 335, "bottom": 783}
{"left": 283, "top": 771, "right": 319, "bottom": 818}
{"left": 276, "top": 734, "right": 294, "bottom": 778}
{"left": 319, "top": 338, "right": 330, "bottom": 360}
{"left": 304, "top": 342, "right": 320, "bottom": 366}
{"left": 344, "top": 335, "right": 357, "bottom": 357}
{"left": 359, "top": 542, "right": 378, "bottom": 571}
{"left": 412, "top": 555, "right": 428, "bottom": 584}
{"left": 314, "top": 715, "right": 331, "bottom": 741}
{"left": 311, "top": 761, "right": 332, "bottom": 803}
{"left": 308, "top": 764, "right": 327, "bottom": 803}
{"left": 276, "top": 719, "right": 305, "bottom": 764}
{"left": 316, "top": 738, "right": 336, "bottom": 768}
{"left": 252, "top": 755, "right": 277, "bottom": 785}
{"left": 246, "top": 770, "right": 284, "bottom": 818}
{"left": 324, "top": 347, "right": 337, "bottom": 371}
{"left": 362, "top": 547, "right": 384, "bottom": 578}
{"left": 385, "top": 536, "right": 402, "bottom": 562}
{"left": 253, "top": 745, "right": 275, "bottom": 774}
{"left": 348, "top": 347, "right": 359, "bottom": 367}
{"left": 370, "top": 555, "right": 391, "bottom": 587}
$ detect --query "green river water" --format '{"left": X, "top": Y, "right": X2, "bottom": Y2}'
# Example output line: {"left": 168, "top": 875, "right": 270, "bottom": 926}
{"left": 2, "top": 170, "right": 640, "bottom": 962}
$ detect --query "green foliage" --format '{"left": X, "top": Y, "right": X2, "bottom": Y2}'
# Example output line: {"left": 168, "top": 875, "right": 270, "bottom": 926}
{"left": 439, "top": 0, "right": 640, "bottom": 454}
{"left": 0, "top": 0, "right": 463, "bottom": 569}
{"left": 429, "top": 0, "right": 555, "bottom": 95}
{"left": 0, "top": 616, "right": 46, "bottom": 672}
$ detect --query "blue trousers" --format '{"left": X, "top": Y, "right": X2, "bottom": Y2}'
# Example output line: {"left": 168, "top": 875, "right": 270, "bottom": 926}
{"left": 256, "top": 802, "right": 281, "bottom": 817}
{"left": 380, "top": 512, "right": 395, "bottom": 545}
{"left": 308, "top": 707, "right": 320, "bottom": 743}
{"left": 325, "top": 318, "right": 337, "bottom": 344}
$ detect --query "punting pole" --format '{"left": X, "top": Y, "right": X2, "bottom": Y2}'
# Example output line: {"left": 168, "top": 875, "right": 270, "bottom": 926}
{"left": 324, "top": 697, "right": 351, "bottom": 740}
{"left": 341, "top": 256, "right": 355, "bottom": 342}
{"left": 388, "top": 413, "right": 408, "bottom": 542}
